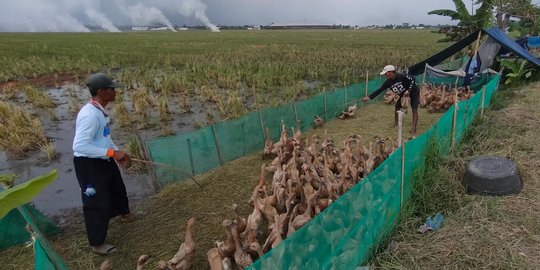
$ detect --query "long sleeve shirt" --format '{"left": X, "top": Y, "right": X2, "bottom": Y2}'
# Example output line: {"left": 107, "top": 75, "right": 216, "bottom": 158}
{"left": 73, "top": 103, "right": 118, "bottom": 159}
{"left": 369, "top": 72, "right": 417, "bottom": 100}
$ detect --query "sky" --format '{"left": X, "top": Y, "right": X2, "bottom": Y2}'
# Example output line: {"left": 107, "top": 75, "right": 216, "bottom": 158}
{"left": 0, "top": 0, "right": 460, "bottom": 32}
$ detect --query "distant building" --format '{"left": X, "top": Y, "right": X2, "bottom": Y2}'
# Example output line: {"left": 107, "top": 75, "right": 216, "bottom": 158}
{"left": 131, "top": 26, "right": 149, "bottom": 31}
{"left": 151, "top": 27, "right": 169, "bottom": 31}
{"left": 265, "top": 23, "right": 333, "bottom": 29}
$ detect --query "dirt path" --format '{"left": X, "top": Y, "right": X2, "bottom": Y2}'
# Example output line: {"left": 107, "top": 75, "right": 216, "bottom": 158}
{"left": 373, "top": 82, "right": 540, "bottom": 269}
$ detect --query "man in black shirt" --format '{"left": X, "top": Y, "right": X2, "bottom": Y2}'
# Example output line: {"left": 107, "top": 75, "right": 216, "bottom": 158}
{"left": 362, "top": 65, "right": 419, "bottom": 134}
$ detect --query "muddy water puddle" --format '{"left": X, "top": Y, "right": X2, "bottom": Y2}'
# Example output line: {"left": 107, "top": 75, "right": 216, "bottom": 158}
{"left": 0, "top": 83, "right": 220, "bottom": 217}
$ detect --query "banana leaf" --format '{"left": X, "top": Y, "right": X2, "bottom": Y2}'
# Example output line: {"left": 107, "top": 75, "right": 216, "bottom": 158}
{"left": 0, "top": 170, "right": 58, "bottom": 219}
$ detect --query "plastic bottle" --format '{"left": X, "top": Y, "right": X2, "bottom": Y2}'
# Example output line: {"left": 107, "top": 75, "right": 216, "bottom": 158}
{"left": 84, "top": 184, "right": 96, "bottom": 196}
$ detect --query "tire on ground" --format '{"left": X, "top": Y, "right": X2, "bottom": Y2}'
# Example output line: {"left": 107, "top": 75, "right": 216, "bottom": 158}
{"left": 463, "top": 156, "right": 522, "bottom": 196}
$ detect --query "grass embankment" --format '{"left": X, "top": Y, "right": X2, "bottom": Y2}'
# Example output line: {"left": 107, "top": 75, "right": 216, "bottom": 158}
{"left": 372, "top": 82, "right": 540, "bottom": 269}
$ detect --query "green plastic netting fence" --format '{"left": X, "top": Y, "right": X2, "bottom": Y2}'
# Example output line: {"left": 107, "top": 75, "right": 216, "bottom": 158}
{"left": 248, "top": 74, "right": 500, "bottom": 270}
{"left": 147, "top": 76, "right": 386, "bottom": 185}
{"left": 0, "top": 206, "right": 61, "bottom": 251}
{"left": 147, "top": 74, "right": 500, "bottom": 270}
{"left": 0, "top": 72, "right": 499, "bottom": 269}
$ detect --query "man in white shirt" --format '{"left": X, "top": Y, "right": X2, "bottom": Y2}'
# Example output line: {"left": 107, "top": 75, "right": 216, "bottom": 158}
{"left": 72, "top": 73, "right": 134, "bottom": 255}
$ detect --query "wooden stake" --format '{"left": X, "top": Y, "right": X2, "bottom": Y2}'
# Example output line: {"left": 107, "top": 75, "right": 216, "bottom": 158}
{"left": 397, "top": 110, "right": 405, "bottom": 210}
{"left": 211, "top": 124, "right": 225, "bottom": 165}
{"left": 323, "top": 87, "right": 328, "bottom": 121}
{"left": 364, "top": 70, "right": 369, "bottom": 107}
{"left": 187, "top": 138, "right": 195, "bottom": 175}
{"left": 421, "top": 65, "right": 427, "bottom": 85}
{"left": 258, "top": 111, "right": 265, "bottom": 144}
{"left": 131, "top": 158, "right": 202, "bottom": 189}
{"left": 451, "top": 87, "right": 459, "bottom": 149}
{"left": 134, "top": 129, "right": 161, "bottom": 191}
{"left": 397, "top": 110, "right": 404, "bottom": 147}
{"left": 473, "top": 30, "right": 482, "bottom": 57}
{"left": 344, "top": 81, "right": 348, "bottom": 106}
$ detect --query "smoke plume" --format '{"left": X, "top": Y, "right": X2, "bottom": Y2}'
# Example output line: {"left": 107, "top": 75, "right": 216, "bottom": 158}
{"left": 85, "top": 9, "right": 121, "bottom": 32}
{"left": 1, "top": 0, "right": 219, "bottom": 32}
{"left": 125, "top": 3, "right": 177, "bottom": 32}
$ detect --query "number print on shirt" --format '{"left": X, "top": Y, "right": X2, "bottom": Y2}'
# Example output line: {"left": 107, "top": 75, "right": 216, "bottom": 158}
{"left": 391, "top": 83, "right": 406, "bottom": 94}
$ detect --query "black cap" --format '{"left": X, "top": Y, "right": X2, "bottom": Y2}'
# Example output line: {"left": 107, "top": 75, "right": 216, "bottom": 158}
{"left": 86, "top": 73, "right": 125, "bottom": 91}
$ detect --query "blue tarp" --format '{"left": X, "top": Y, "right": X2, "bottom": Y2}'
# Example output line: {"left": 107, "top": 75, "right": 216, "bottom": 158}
{"left": 483, "top": 27, "right": 540, "bottom": 66}
{"left": 527, "top": 36, "right": 540, "bottom": 48}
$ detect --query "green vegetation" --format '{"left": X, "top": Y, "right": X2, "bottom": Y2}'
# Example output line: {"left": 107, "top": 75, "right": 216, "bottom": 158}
{"left": 372, "top": 83, "right": 540, "bottom": 269}
{"left": 500, "top": 58, "right": 537, "bottom": 85}
{"left": 0, "top": 30, "right": 445, "bottom": 109}
{"left": 0, "top": 170, "right": 58, "bottom": 219}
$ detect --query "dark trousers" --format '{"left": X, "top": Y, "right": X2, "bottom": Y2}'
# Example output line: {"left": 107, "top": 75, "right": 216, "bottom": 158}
{"left": 396, "top": 86, "right": 420, "bottom": 111}
{"left": 73, "top": 156, "right": 130, "bottom": 246}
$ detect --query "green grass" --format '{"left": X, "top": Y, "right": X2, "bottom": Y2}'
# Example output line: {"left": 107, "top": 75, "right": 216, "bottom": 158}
{"left": 371, "top": 81, "right": 540, "bottom": 269}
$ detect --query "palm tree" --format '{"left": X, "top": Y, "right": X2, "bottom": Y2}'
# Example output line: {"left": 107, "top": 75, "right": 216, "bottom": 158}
{"left": 428, "top": 0, "right": 494, "bottom": 42}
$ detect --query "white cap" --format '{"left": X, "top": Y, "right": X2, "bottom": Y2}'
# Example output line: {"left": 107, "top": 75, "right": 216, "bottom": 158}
{"left": 380, "top": 65, "right": 396, "bottom": 75}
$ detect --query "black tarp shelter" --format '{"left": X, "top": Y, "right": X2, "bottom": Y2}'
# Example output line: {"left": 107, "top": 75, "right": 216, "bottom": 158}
{"left": 409, "top": 27, "right": 540, "bottom": 76}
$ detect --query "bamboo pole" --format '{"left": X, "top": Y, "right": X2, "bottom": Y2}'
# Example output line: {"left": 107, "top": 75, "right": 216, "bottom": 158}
{"left": 258, "top": 111, "right": 266, "bottom": 144}
{"left": 451, "top": 87, "right": 459, "bottom": 149}
{"left": 253, "top": 83, "right": 266, "bottom": 144}
{"left": 344, "top": 81, "right": 348, "bottom": 106}
{"left": 187, "top": 138, "right": 195, "bottom": 175}
{"left": 421, "top": 65, "right": 427, "bottom": 85}
{"left": 134, "top": 129, "right": 161, "bottom": 191}
{"left": 473, "top": 30, "right": 482, "bottom": 57}
{"left": 293, "top": 101, "right": 299, "bottom": 123}
{"left": 211, "top": 124, "right": 225, "bottom": 165}
{"left": 364, "top": 70, "right": 369, "bottom": 107}
{"left": 0, "top": 185, "right": 69, "bottom": 269}
{"left": 397, "top": 110, "right": 405, "bottom": 211}
{"left": 131, "top": 158, "right": 202, "bottom": 188}
{"left": 323, "top": 87, "right": 328, "bottom": 121}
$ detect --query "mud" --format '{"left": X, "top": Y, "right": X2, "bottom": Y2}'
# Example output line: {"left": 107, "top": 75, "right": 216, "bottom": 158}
{"left": 0, "top": 81, "right": 214, "bottom": 217}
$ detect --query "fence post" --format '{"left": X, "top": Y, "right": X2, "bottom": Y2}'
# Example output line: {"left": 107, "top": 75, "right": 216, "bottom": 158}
{"left": 451, "top": 87, "right": 459, "bottom": 149}
{"left": 364, "top": 70, "right": 369, "bottom": 107}
{"left": 187, "top": 138, "right": 195, "bottom": 175}
{"left": 344, "top": 81, "right": 348, "bottom": 106}
{"left": 323, "top": 88, "right": 328, "bottom": 121}
{"left": 211, "top": 124, "right": 225, "bottom": 165}
{"left": 293, "top": 101, "right": 299, "bottom": 124}
{"left": 421, "top": 65, "right": 427, "bottom": 85}
{"left": 397, "top": 110, "right": 405, "bottom": 210}
{"left": 258, "top": 111, "right": 266, "bottom": 144}
{"left": 137, "top": 131, "right": 161, "bottom": 191}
